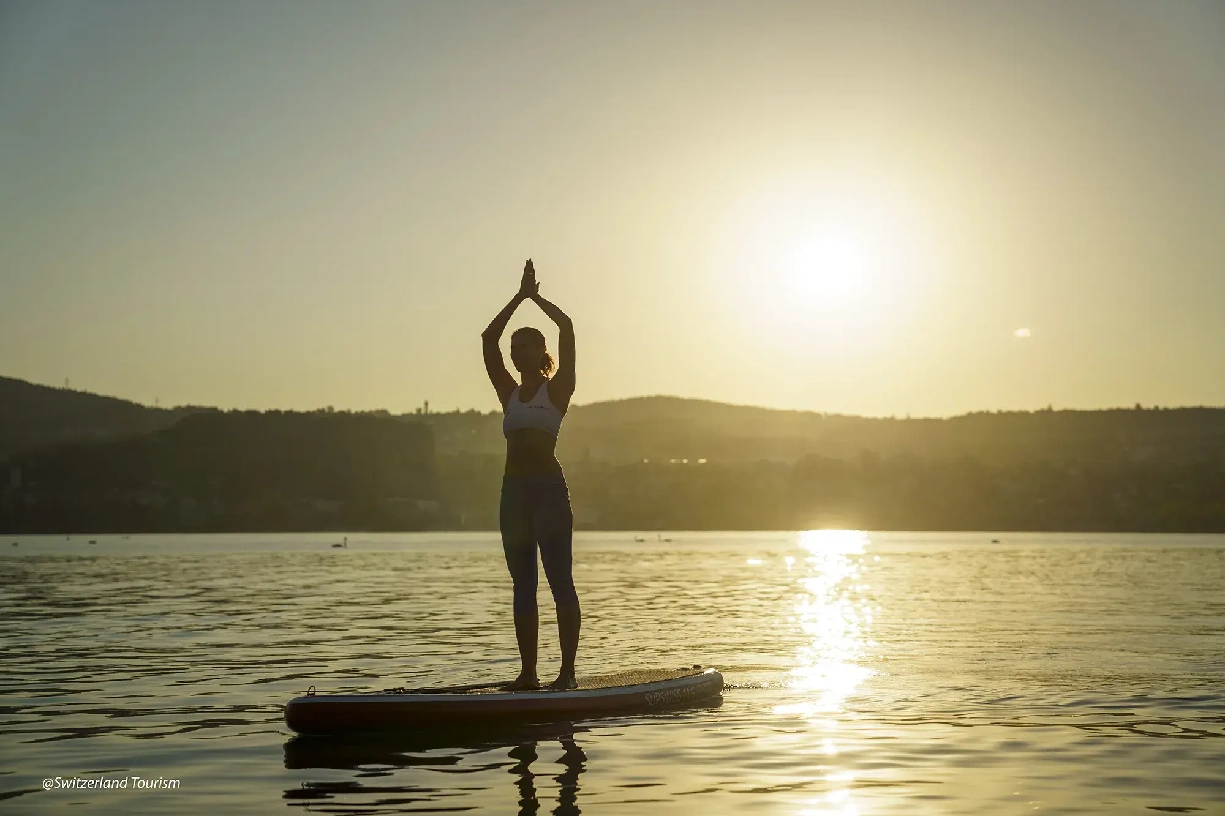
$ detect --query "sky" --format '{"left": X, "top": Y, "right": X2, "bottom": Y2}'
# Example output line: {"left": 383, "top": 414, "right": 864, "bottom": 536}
{"left": 1, "top": 0, "right": 1223, "bottom": 417}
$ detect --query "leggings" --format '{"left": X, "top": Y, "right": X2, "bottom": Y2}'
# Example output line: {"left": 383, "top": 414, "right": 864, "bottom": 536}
{"left": 499, "top": 471, "right": 579, "bottom": 615}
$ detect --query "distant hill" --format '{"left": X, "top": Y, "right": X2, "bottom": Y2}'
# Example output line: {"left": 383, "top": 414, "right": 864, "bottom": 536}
{"left": 425, "top": 395, "right": 1225, "bottom": 467}
{"left": 0, "top": 376, "right": 208, "bottom": 459}
{"left": 4, "top": 378, "right": 1225, "bottom": 532}
{"left": 5, "top": 409, "right": 436, "bottom": 533}
{"left": 5, "top": 374, "right": 1225, "bottom": 468}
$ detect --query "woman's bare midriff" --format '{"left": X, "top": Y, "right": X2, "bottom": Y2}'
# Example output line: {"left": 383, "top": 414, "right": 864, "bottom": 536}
{"left": 504, "top": 428, "right": 563, "bottom": 477}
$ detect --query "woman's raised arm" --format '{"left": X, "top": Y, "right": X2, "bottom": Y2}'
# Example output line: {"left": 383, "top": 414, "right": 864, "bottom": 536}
{"left": 481, "top": 261, "right": 538, "bottom": 406}
{"left": 532, "top": 291, "right": 574, "bottom": 396}
{"left": 481, "top": 292, "right": 523, "bottom": 406}
{"left": 482, "top": 292, "right": 525, "bottom": 341}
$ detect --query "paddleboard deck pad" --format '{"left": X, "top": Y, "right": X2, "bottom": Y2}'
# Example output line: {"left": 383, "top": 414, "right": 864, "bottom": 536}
{"left": 285, "top": 666, "right": 723, "bottom": 734}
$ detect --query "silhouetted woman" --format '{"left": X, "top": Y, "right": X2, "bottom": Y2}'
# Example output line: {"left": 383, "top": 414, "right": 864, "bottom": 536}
{"left": 482, "top": 258, "right": 579, "bottom": 690}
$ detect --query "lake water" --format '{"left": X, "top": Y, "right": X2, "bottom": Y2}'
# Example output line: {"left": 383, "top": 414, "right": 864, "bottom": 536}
{"left": 3, "top": 531, "right": 1223, "bottom": 815}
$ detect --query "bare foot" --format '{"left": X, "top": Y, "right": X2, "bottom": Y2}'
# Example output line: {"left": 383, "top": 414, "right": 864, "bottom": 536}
{"left": 505, "top": 672, "right": 540, "bottom": 691}
{"left": 548, "top": 672, "right": 577, "bottom": 691}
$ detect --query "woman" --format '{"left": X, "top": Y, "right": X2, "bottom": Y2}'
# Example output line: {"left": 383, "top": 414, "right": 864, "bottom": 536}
{"left": 481, "top": 258, "right": 579, "bottom": 690}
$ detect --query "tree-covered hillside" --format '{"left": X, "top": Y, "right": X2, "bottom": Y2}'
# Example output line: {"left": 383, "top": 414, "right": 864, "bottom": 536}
{"left": 3, "top": 377, "right": 1224, "bottom": 532}
{"left": 0, "top": 376, "right": 206, "bottom": 458}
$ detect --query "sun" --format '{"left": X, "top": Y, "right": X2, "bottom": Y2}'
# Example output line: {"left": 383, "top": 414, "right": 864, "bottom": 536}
{"left": 783, "top": 233, "right": 866, "bottom": 305}
{"left": 714, "top": 176, "right": 929, "bottom": 348}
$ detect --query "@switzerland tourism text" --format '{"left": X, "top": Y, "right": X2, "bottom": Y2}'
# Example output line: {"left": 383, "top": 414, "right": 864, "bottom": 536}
{"left": 44, "top": 776, "right": 181, "bottom": 791}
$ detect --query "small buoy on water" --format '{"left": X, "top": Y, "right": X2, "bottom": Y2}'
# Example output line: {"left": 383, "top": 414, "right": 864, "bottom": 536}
{"left": 89, "top": 539, "right": 97, "bottom": 545}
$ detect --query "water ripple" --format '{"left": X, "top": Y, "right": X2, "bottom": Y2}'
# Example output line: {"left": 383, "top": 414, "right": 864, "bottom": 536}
{"left": 2, "top": 532, "right": 1224, "bottom": 814}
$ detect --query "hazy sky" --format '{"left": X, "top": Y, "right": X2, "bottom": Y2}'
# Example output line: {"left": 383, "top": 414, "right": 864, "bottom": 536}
{"left": 2, "top": 1, "right": 1223, "bottom": 417}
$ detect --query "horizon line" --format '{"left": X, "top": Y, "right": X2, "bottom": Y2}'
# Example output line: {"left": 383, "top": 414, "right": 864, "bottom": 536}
{"left": 4, "top": 374, "right": 1223, "bottom": 421}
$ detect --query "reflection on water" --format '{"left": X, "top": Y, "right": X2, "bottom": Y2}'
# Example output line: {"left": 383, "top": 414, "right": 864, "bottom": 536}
{"left": 284, "top": 723, "right": 587, "bottom": 814}
{"left": 510, "top": 735, "right": 586, "bottom": 816}
{"left": 777, "top": 530, "right": 875, "bottom": 816}
{"left": 780, "top": 530, "right": 875, "bottom": 718}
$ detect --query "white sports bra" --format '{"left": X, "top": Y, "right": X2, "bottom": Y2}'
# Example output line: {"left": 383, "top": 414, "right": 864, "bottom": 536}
{"left": 502, "top": 381, "right": 565, "bottom": 438}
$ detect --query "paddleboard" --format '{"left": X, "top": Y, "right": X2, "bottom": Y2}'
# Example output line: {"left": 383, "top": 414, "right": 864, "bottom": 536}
{"left": 285, "top": 666, "right": 723, "bottom": 734}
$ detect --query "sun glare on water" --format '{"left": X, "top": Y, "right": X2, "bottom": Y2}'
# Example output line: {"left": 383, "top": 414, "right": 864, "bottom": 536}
{"left": 773, "top": 530, "right": 875, "bottom": 814}
{"left": 775, "top": 530, "right": 874, "bottom": 719}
